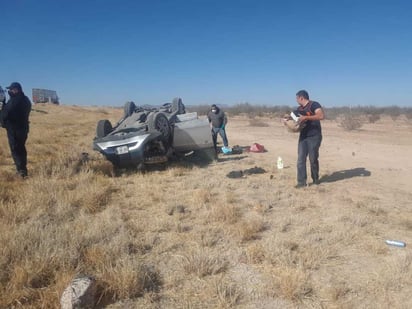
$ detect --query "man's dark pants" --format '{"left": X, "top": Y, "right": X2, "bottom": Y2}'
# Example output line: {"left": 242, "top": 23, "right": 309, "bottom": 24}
{"left": 211, "top": 127, "right": 229, "bottom": 149}
{"left": 6, "top": 127, "right": 28, "bottom": 176}
{"left": 297, "top": 134, "right": 322, "bottom": 185}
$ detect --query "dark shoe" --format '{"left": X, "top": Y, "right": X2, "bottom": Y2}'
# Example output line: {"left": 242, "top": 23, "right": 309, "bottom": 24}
{"left": 312, "top": 179, "right": 320, "bottom": 185}
{"left": 294, "top": 183, "right": 307, "bottom": 189}
{"left": 18, "top": 170, "right": 28, "bottom": 178}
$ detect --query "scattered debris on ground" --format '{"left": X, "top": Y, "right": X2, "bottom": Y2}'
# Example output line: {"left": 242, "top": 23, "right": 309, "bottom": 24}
{"left": 226, "top": 166, "right": 266, "bottom": 178}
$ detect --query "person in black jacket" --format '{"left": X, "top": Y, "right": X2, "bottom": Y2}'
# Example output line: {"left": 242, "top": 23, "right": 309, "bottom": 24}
{"left": 207, "top": 104, "right": 229, "bottom": 152}
{"left": 1, "top": 82, "right": 32, "bottom": 177}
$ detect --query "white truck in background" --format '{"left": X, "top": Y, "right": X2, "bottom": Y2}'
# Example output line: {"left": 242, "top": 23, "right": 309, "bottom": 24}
{"left": 32, "top": 88, "right": 59, "bottom": 104}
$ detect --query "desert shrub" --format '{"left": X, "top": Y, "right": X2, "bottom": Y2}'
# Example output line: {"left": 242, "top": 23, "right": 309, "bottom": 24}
{"left": 209, "top": 203, "right": 241, "bottom": 224}
{"left": 228, "top": 103, "right": 255, "bottom": 116}
{"left": 323, "top": 108, "right": 340, "bottom": 120}
{"left": 188, "top": 103, "right": 295, "bottom": 118}
{"left": 97, "top": 261, "right": 161, "bottom": 301}
{"left": 390, "top": 113, "right": 400, "bottom": 121}
{"left": 405, "top": 112, "right": 412, "bottom": 121}
{"left": 96, "top": 108, "right": 109, "bottom": 115}
{"left": 181, "top": 248, "right": 228, "bottom": 277}
{"left": 325, "top": 106, "right": 386, "bottom": 122}
{"left": 248, "top": 118, "right": 269, "bottom": 127}
{"left": 236, "top": 214, "right": 265, "bottom": 242}
{"left": 186, "top": 104, "right": 211, "bottom": 116}
{"left": 186, "top": 104, "right": 412, "bottom": 123}
{"left": 271, "top": 267, "right": 313, "bottom": 302}
{"left": 339, "top": 114, "right": 362, "bottom": 131}
{"left": 215, "top": 279, "right": 241, "bottom": 307}
{"left": 228, "top": 103, "right": 292, "bottom": 118}
{"left": 383, "top": 106, "right": 401, "bottom": 121}
{"left": 367, "top": 114, "right": 381, "bottom": 123}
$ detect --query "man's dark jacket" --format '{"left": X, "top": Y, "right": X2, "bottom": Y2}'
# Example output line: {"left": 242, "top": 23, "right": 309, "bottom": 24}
{"left": 207, "top": 107, "right": 227, "bottom": 128}
{"left": 1, "top": 92, "right": 31, "bottom": 130}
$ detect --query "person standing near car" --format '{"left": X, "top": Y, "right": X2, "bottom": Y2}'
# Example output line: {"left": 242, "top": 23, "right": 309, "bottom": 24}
{"left": 1, "top": 82, "right": 32, "bottom": 178}
{"left": 207, "top": 104, "right": 229, "bottom": 152}
{"left": 294, "top": 90, "right": 324, "bottom": 188}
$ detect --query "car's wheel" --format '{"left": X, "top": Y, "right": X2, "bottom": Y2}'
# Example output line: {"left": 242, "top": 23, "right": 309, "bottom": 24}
{"left": 172, "top": 97, "right": 185, "bottom": 114}
{"left": 148, "top": 112, "right": 171, "bottom": 140}
{"left": 124, "top": 101, "right": 136, "bottom": 118}
{"left": 96, "top": 119, "right": 113, "bottom": 138}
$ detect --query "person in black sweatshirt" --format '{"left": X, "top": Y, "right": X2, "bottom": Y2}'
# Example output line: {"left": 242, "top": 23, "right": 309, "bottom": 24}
{"left": 1, "top": 82, "right": 32, "bottom": 177}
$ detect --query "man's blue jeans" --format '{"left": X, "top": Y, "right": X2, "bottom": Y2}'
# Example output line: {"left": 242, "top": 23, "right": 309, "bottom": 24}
{"left": 297, "top": 134, "right": 322, "bottom": 185}
{"left": 212, "top": 127, "right": 228, "bottom": 149}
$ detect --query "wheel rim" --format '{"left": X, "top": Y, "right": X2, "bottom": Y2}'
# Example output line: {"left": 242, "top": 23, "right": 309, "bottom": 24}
{"left": 156, "top": 115, "right": 170, "bottom": 138}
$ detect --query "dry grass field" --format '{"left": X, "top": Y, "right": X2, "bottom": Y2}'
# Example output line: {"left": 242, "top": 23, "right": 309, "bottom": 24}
{"left": 0, "top": 103, "right": 411, "bottom": 308}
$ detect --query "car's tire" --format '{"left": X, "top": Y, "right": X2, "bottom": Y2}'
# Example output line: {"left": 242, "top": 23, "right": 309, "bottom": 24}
{"left": 96, "top": 119, "right": 113, "bottom": 138}
{"left": 124, "top": 101, "right": 136, "bottom": 118}
{"left": 147, "top": 112, "right": 171, "bottom": 140}
{"left": 172, "top": 97, "right": 185, "bottom": 114}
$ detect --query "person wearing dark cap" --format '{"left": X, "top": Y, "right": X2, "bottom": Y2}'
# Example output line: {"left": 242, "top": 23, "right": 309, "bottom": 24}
{"left": 207, "top": 104, "right": 229, "bottom": 152}
{"left": 1, "top": 82, "right": 32, "bottom": 177}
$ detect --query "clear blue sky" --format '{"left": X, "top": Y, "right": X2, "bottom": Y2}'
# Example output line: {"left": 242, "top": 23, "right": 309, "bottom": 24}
{"left": 2, "top": 0, "right": 411, "bottom": 107}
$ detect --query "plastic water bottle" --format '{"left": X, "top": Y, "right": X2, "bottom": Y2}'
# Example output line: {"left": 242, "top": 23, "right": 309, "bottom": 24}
{"left": 277, "top": 157, "right": 284, "bottom": 169}
{"left": 385, "top": 240, "right": 406, "bottom": 247}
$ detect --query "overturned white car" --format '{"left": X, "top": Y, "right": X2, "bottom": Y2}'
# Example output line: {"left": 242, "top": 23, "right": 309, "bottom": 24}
{"left": 93, "top": 98, "right": 215, "bottom": 168}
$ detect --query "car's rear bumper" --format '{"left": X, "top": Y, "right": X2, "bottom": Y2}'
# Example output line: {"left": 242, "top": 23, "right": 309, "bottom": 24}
{"left": 93, "top": 133, "right": 155, "bottom": 167}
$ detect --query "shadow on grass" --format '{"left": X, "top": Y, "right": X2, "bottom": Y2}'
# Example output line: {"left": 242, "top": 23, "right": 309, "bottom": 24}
{"left": 217, "top": 155, "right": 248, "bottom": 163}
{"left": 170, "top": 149, "right": 249, "bottom": 169}
{"left": 32, "top": 108, "right": 49, "bottom": 114}
{"left": 107, "top": 150, "right": 219, "bottom": 175}
{"left": 320, "top": 167, "right": 371, "bottom": 183}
